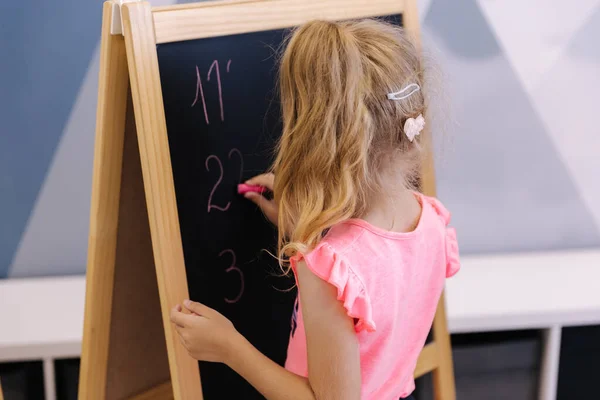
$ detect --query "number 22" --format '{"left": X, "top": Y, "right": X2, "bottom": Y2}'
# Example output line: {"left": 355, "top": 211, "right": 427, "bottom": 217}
{"left": 205, "top": 148, "right": 243, "bottom": 213}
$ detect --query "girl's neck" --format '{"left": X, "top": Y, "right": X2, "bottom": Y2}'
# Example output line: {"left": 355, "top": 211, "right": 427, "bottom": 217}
{"left": 361, "top": 186, "right": 422, "bottom": 234}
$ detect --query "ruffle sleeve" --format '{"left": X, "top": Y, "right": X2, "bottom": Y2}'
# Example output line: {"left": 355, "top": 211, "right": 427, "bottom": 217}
{"left": 291, "top": 243, "right": 376, "bottom": 333}
{"left": 425, "top": 195, "right": 461, "bottom": 278}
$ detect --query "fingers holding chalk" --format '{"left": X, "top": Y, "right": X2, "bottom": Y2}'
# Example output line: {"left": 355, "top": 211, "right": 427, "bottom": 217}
{"left": 241, "top": 175, "right": 278, "bottom": 225}
{"left": 245, "top": 173, "right": 274, "bottom": 191}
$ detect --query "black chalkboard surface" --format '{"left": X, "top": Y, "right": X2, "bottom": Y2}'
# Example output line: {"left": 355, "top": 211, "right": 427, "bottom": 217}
{"left": 157, "top": 15, "right": 400, "bottom": 399}
{"left": 158, "top": 27, "right": 295, "bottom": 399}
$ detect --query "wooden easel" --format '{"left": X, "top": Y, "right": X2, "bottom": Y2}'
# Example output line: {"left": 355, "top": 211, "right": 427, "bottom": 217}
{"left": 78, "top": 1, "right": 455, "bottom": 399}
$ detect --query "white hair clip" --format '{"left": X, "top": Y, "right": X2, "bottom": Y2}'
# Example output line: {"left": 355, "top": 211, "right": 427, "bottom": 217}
{"left": 387, "top": 83, "right": 420, "bottom": 100}
{"left": 404, "top": 114, "right": 425, "bottom": 142}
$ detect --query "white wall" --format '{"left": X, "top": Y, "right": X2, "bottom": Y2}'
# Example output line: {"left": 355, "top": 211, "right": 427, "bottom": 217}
{"left": 2, "top": 0, "right": 599, "bottom": 278}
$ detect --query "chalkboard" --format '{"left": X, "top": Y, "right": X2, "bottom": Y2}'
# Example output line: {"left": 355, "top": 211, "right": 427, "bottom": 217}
{"left": 157, "top": 15, "right": 400, "bottom": 399}
{"left": 158, "top": 27, "right": 294, "bottom": 399}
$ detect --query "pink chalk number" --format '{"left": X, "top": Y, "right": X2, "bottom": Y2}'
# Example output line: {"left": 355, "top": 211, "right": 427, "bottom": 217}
{"left": 207, "top": 60, "right": 225, "bottom": 122}
{"left": 228, "top": 148, "right": 243, "bottom": 182}
{"left": 192, "top": 59, "right": 232, "bottom": 124}
{"left": 219, "top": 249, "right": 244, "bottom": 304}
{"left": 192, "top": 66, "right": 209, "bottom": 125}
{"left": 205, "top": 155, "right": 231, "bottom": 213}
{"left": 196, "top": 60, "right": 245, "bottom": 305}
{"left": 205, "top": 148, "right": 242, "bottom": 213}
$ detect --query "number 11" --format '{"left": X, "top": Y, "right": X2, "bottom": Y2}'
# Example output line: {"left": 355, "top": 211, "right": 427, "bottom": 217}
{"left": 191, "top": 59, "right": 232, "bottom": 125}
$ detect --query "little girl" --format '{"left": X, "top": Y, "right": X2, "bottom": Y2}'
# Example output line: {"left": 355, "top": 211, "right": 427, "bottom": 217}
{"left": 170, "top": 19, "right": 459, "bottom": 400}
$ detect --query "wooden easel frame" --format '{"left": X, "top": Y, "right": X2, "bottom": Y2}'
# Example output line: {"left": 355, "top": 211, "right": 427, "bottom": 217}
{"left": 79, "top": 1, "right": 455, "bottom": 399}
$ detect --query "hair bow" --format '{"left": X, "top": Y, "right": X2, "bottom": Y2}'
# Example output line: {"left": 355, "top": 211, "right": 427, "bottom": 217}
{"left": 403, "top": 114, "right": 425, "bottom": 142}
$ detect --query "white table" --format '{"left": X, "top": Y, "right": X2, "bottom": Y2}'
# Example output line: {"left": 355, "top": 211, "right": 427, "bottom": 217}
{"left": 0, "top": 276, "right": 85, "bottom": 400}
{"left": 446, "top": 249, "right": 600, "bottom": 400}
{"left": 1, "top": 249, "right": 599, "bottom": 400}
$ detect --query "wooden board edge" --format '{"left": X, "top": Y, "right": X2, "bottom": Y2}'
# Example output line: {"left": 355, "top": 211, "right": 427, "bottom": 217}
{"left": 432, "top": 292, "right": 457, "bottom": 399}
{"left": 401, "top": 0, "right": 421, "bottom": 45}
{"left": 152, "top": 0, "right": 405, "bottom": 44}
{"left": 401, "top": 0, "right": 437, "bottom": 199}
{"left": 121, "top": 3, "right": 203, "bottom": 400}
{"left": 129, "top": 381, "right": 174, "bottom": 400}
{"left": 414, "top": 342, "right": 440, "bottom": 378}
{"left": 405, "top": 3, "right": 457, "bottom": 397}
{"left": 153, "top": 0, "right": 260, "bottom": 13}
{"left": 79, "top": 2, "right": 130, "bottom": 399}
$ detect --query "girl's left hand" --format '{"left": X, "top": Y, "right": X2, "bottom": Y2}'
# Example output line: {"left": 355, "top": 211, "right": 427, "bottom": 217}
{"left": 170, "top": 300, "right": 240, "bottom": 363}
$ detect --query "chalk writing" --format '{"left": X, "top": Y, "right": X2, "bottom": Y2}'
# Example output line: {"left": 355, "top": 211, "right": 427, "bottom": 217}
{"left": 205, "top": 149, "right": 244, "bottom": 213}
{"left": 228, "top": 148, "right": 243, "bottom": 182}
{"left": 192, "top": 60, "right": 232, "bottom": 124}
{"left": 196, "top": 59, "right": 247, "bottom": 304}
{"left": 219, "top": 249, "right": 244, "bottom": 304}
{"left": 205, "top": 155, "right": 231, "bottom": 213}
{"left": 207, "top": 60, "right": 225, "bottom": 121}
{"left": 192, "top": 66, "right": 210, "bottom": 125}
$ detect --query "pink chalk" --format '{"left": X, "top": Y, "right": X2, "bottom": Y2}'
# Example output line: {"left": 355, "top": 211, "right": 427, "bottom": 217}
{"left": 237, "top": 184, "right": 266, "bottom": 195}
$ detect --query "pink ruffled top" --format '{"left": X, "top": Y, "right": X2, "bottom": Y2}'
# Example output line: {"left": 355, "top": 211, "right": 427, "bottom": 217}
{"left": 285, "top": 193, "right": 460, "bottom": 399}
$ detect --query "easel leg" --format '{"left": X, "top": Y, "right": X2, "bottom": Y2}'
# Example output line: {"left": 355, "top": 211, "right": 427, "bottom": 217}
{"left": 43, "top": 358, "right": 56, "bottom": 400}
{"left": 79, "top": 2, "right": 129, "bottom": 399}
{"left": 121, "top": 3, "right": 203, "bottom": 399}
{"left": 539, "top": 326, "right": 561, "bottom": 400}
{"left": 432, "top": 293, "right": 457, "bottom": 400}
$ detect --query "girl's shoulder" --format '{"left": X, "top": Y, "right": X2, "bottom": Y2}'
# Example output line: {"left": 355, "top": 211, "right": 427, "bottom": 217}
{"left": 317, "top": 193, "right": 460, "bottom": 278}
{"left": 324, "top": 192, "right": 454, "bottom": 244}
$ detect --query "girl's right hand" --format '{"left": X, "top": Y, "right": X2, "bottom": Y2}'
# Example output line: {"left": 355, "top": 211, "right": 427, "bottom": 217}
{"left": 243, "top": 173, "right": 278, "bottom": 226}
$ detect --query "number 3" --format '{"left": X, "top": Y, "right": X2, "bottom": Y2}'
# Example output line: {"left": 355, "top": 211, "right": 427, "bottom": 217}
{"left": 218, "top": 249, "right": 244, "bottom": 304}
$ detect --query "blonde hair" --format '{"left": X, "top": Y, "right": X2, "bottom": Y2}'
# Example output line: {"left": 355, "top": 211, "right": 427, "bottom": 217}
{"left": 273, "top": 19, "right": 427, "bottom": 269}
